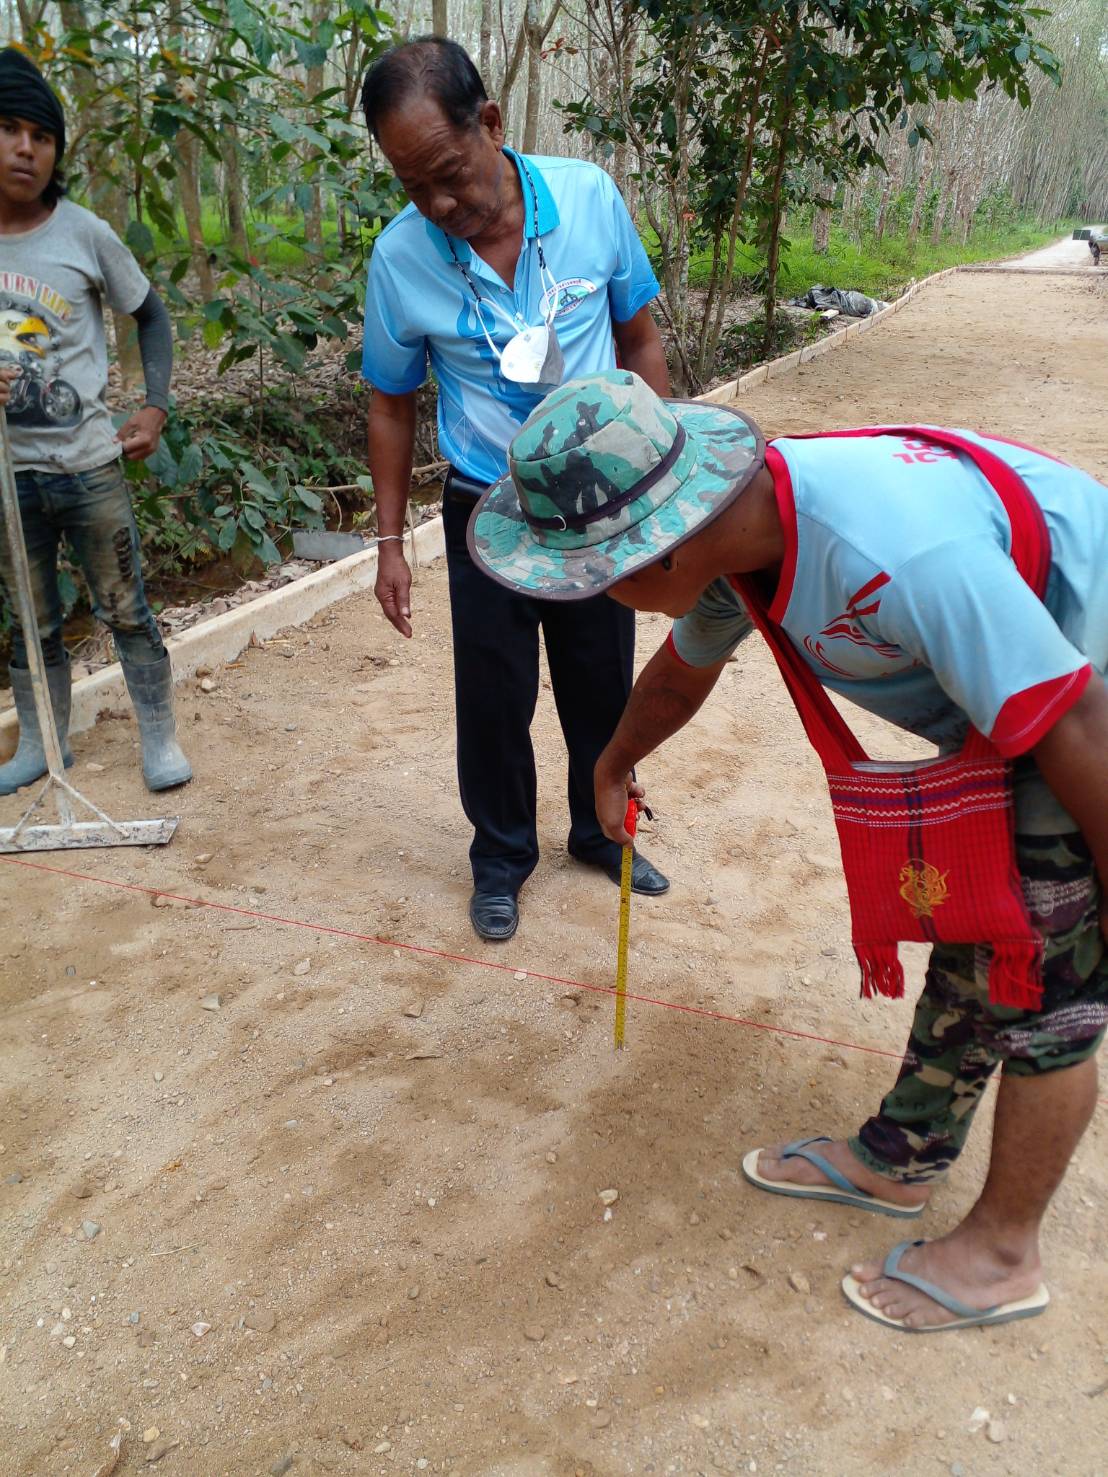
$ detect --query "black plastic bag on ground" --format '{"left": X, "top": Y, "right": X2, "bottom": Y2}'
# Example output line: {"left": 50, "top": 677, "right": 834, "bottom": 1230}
{"left": 786, "top": 285, "right": 889, "bottom": 317}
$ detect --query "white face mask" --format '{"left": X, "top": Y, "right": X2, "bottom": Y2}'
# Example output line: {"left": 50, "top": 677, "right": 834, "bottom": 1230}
{"left": 498, "top": 319, "right": 565, "bottom": 394}
{"left": 468, "top": 245, "right": 564, "bottom": 393}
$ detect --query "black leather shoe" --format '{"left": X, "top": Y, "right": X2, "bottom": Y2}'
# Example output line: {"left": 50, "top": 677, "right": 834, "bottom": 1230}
{"left": 469, "top": 891, "right": 519, "bottom": 942}
{"left": 572, "top": 849, "right": 671, "bottom": 896}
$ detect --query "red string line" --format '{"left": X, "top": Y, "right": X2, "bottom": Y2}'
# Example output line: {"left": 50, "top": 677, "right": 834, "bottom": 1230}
{"left": 0, "top": 853, "right": 906, "bottom": 1060}
{"left": 5, "top": 853, "right": 1106, "bottom": 1106}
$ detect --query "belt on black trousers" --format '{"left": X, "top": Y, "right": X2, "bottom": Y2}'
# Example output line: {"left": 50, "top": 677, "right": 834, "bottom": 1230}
{"left": 444, "top": 467, "right": 490, "bottom": 503}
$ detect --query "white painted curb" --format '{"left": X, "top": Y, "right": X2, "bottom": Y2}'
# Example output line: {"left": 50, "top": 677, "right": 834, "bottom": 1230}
{"left": 1, "top": 517, "right": 445, "bottom": 743}
{"left": 960, "top": 264, "right": 1094, "bottom": 276}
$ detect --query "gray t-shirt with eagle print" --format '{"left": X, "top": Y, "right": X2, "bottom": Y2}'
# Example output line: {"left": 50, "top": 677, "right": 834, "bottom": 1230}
{"left": 0, "top": 199, "right": 149, "bottom": 472}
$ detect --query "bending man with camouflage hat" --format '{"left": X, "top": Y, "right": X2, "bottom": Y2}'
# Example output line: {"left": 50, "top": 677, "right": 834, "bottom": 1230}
{"left": 467, "top": 366, "right": 1108, "bottom": 1334}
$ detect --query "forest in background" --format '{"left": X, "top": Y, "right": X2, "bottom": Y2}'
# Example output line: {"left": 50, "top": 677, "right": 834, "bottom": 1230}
{"left": 1, "top": 0, "right": 1106, "bottom": 610}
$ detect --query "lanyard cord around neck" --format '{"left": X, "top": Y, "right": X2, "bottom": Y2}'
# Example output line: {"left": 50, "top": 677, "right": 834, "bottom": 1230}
{"left": 444, "top": 154, "right": 554, "bottom": 330}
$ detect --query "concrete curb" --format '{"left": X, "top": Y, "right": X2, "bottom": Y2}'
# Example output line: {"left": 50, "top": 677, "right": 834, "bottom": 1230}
{"left": 959, "top": 264, "right": 1097, "bottom": 276}
{"left": 1, "top": 518, "right": 446, "bottom": 742}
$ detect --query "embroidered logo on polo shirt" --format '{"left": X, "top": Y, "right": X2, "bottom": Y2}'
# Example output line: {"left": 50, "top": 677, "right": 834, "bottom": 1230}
{"left": 540, "top": 278, "right": 597, "bottom": 320}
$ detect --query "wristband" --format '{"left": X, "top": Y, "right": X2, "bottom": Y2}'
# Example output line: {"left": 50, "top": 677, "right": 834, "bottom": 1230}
{"left": 377, "top": 534, "right": 404, "bottom": 543}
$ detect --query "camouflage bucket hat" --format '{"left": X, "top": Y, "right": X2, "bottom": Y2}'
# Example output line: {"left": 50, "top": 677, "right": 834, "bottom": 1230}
{"left": 467, "top": 369, "right": 764, "bottom": 599}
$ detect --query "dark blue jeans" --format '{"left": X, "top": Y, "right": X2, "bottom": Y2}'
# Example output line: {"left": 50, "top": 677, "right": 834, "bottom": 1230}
{"left": 0, "top": 459, "right": 163, "bottom": 669}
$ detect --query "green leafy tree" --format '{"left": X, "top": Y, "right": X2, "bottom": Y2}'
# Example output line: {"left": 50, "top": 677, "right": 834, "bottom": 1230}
{"left": 563, "top": 0, "right": 1059, "bottom": 388}
{"left": 16, "top": 0, "right": 400, "bottom": 572}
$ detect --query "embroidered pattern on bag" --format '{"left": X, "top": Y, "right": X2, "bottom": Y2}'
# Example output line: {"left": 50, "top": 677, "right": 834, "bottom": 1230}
{"left": 898, "top": 861, "right": 951, "bottom": 919}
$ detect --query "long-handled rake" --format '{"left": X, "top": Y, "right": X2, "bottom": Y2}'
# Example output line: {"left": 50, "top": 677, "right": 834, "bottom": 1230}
{"left": 0, "top": 409, "right": 178, "bottom": 852}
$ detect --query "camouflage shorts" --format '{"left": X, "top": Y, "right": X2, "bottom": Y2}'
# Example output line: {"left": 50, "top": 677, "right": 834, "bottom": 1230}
{"left": 850, "top": 831, "right": 1108, "bottom": 1184}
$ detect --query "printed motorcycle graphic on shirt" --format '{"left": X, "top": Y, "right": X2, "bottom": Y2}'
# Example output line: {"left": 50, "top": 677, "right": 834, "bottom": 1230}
{"left": 0, "top": 275, "right": 82, "bottom": 428}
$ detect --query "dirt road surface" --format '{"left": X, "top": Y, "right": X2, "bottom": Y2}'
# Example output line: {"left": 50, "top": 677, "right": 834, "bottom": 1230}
{"left": 2, "top": 259, "right": 1106, "bottom": 1477}
{"left": 1009, "top": 230, "right": 1104, "bottom": 270}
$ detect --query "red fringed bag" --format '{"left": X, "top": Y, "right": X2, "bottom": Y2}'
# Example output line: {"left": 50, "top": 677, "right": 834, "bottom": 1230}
{"left": 732, "top": 427, "right": 1051, "bottom": 1009}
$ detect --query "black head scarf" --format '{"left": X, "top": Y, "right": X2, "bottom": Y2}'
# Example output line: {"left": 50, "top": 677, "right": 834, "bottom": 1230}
{"left": 0, "top": 47, "right": 65, "bottom": 160}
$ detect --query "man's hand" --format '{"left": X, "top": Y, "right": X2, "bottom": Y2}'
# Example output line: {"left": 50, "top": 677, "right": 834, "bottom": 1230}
{"left": 375, "top": 541, "right": 413, "bottom": 638}
{"left": 367, "top": 387, "right": 418, "bottom": 638}
{"left": 592, "top": 638, "right": 727, "bottom": 842}
{"left": 116, "top": 405, "right": 167, "bottom": 461}
{"left": 595, "top": 766, "right": 646, "bottom": 845}
{"left": 0, "top": 366, "right": 17, "bottom": 407}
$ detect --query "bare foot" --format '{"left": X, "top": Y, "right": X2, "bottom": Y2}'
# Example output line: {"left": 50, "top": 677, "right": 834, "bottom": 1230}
{"left": 850, "top": 1230, "right": 1043, "bottom": 1328}
{"left": 755, "top": 1139, "right": 930, "bottom": 1209}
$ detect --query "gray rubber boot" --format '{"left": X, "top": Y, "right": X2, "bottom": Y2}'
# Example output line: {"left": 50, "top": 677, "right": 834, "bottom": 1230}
{"left": 0, "top": 662, "right": 73, "bottom": 796}
{"left": 120, "top": 653, "right": 193, "bottom": 792}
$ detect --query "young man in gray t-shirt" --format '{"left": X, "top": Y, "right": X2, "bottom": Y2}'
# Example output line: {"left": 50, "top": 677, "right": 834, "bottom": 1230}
{"left": 0, "top": 47, "right": 190, "bottom": 794}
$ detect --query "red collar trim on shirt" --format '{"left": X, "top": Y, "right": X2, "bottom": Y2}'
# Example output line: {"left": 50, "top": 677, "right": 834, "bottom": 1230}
{"left": 764, "top": 443, "right": 797, "bottom": 623}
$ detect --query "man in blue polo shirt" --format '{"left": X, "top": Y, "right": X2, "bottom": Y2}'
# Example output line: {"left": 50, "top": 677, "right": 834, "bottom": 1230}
{"left": 360, "top": 36, "right": 670, "bottom": 941}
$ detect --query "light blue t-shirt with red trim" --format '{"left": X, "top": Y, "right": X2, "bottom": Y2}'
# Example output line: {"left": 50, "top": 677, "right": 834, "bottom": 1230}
{"left": 361, "top": 150, "right": 660, "bottom": 485}
{"left": 670, "top": 429, "right": 1105, "bottom": 826}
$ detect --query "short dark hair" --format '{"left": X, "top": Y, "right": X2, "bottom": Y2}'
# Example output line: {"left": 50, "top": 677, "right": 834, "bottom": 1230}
{"left": 361, "top": 37, "right": 488, "bottom": 142}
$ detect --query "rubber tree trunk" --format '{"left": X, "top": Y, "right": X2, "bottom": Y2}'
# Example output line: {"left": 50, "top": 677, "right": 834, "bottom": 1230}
{"left": 303, "top": 1, "right": 329, "bottom": 253}
{"left": 659, "top": 29, "right": 695, "bottom": 391}
{"left": 841, "top": 174, "right": 864, "bottom": 243}
{"left": 931, "top": 171, "right": 953, "bottom": 244}
{"left": 506, "top": 0, "right": 560, "bottom": 147}
{"left": 907, "top": 143, "right": 930, "bottom": 246}
{"left": 812, "top": 204, "right": 831, "bottom": 254}
{"left": 99, "top": 189, "right": 146, "bottom": 387}
{"left": 522, "top": 0, "right": 543, "bottom": 153}
{"left": 498, "top": 11, "right": 529, "bottom": 136}
{"left": 612, "top": 24, "right": 639, "bottom": 209}
{"left": 222, "top": 121, "right": 249, "bottom": 259}
{"left": 762, "top": 113, "right": 793, "bottom": 358}
{"left": 479, "top": 0, "right": 492, "bottom": 77}
{"left": 176, "top": 134, "right": 215, "bottom": 298}
{"left": 873, "top": 177, "right": 893, "bottom": 242}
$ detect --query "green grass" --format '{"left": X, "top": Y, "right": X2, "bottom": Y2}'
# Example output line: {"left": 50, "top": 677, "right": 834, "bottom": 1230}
{"left": 149, "top": 205, "right": 363, "bottom": 270}
{"left": 157, "top": 200, "right": 1074, "bottom": 296}
{"left": 683, "top": 218, "right": 1077, "bottom": 299}
{"left": 146, "top": 196, "right": 1076, "bottom": 334}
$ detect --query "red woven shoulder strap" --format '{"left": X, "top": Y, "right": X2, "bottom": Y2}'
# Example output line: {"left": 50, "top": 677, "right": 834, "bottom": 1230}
{"left": 732, "top": 427, "right": 1053, "bottom": 768}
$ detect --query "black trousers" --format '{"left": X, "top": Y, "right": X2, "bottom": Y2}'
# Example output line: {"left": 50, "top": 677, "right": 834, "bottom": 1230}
{"left": 443, "top": 475, "right": 635, "bottom": 895}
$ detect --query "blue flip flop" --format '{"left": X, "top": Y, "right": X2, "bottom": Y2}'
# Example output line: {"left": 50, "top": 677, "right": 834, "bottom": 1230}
{"left": 741, "top": 1137, "right": 925, "bottom": 1218}
{"left": 842, "top": 1240, "right": 1050, "bottom": 1332}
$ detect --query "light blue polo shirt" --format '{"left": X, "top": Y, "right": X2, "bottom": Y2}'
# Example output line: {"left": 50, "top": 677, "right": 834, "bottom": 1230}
{"left": 361, "top": 150, "right": 660, "bottom": 484}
